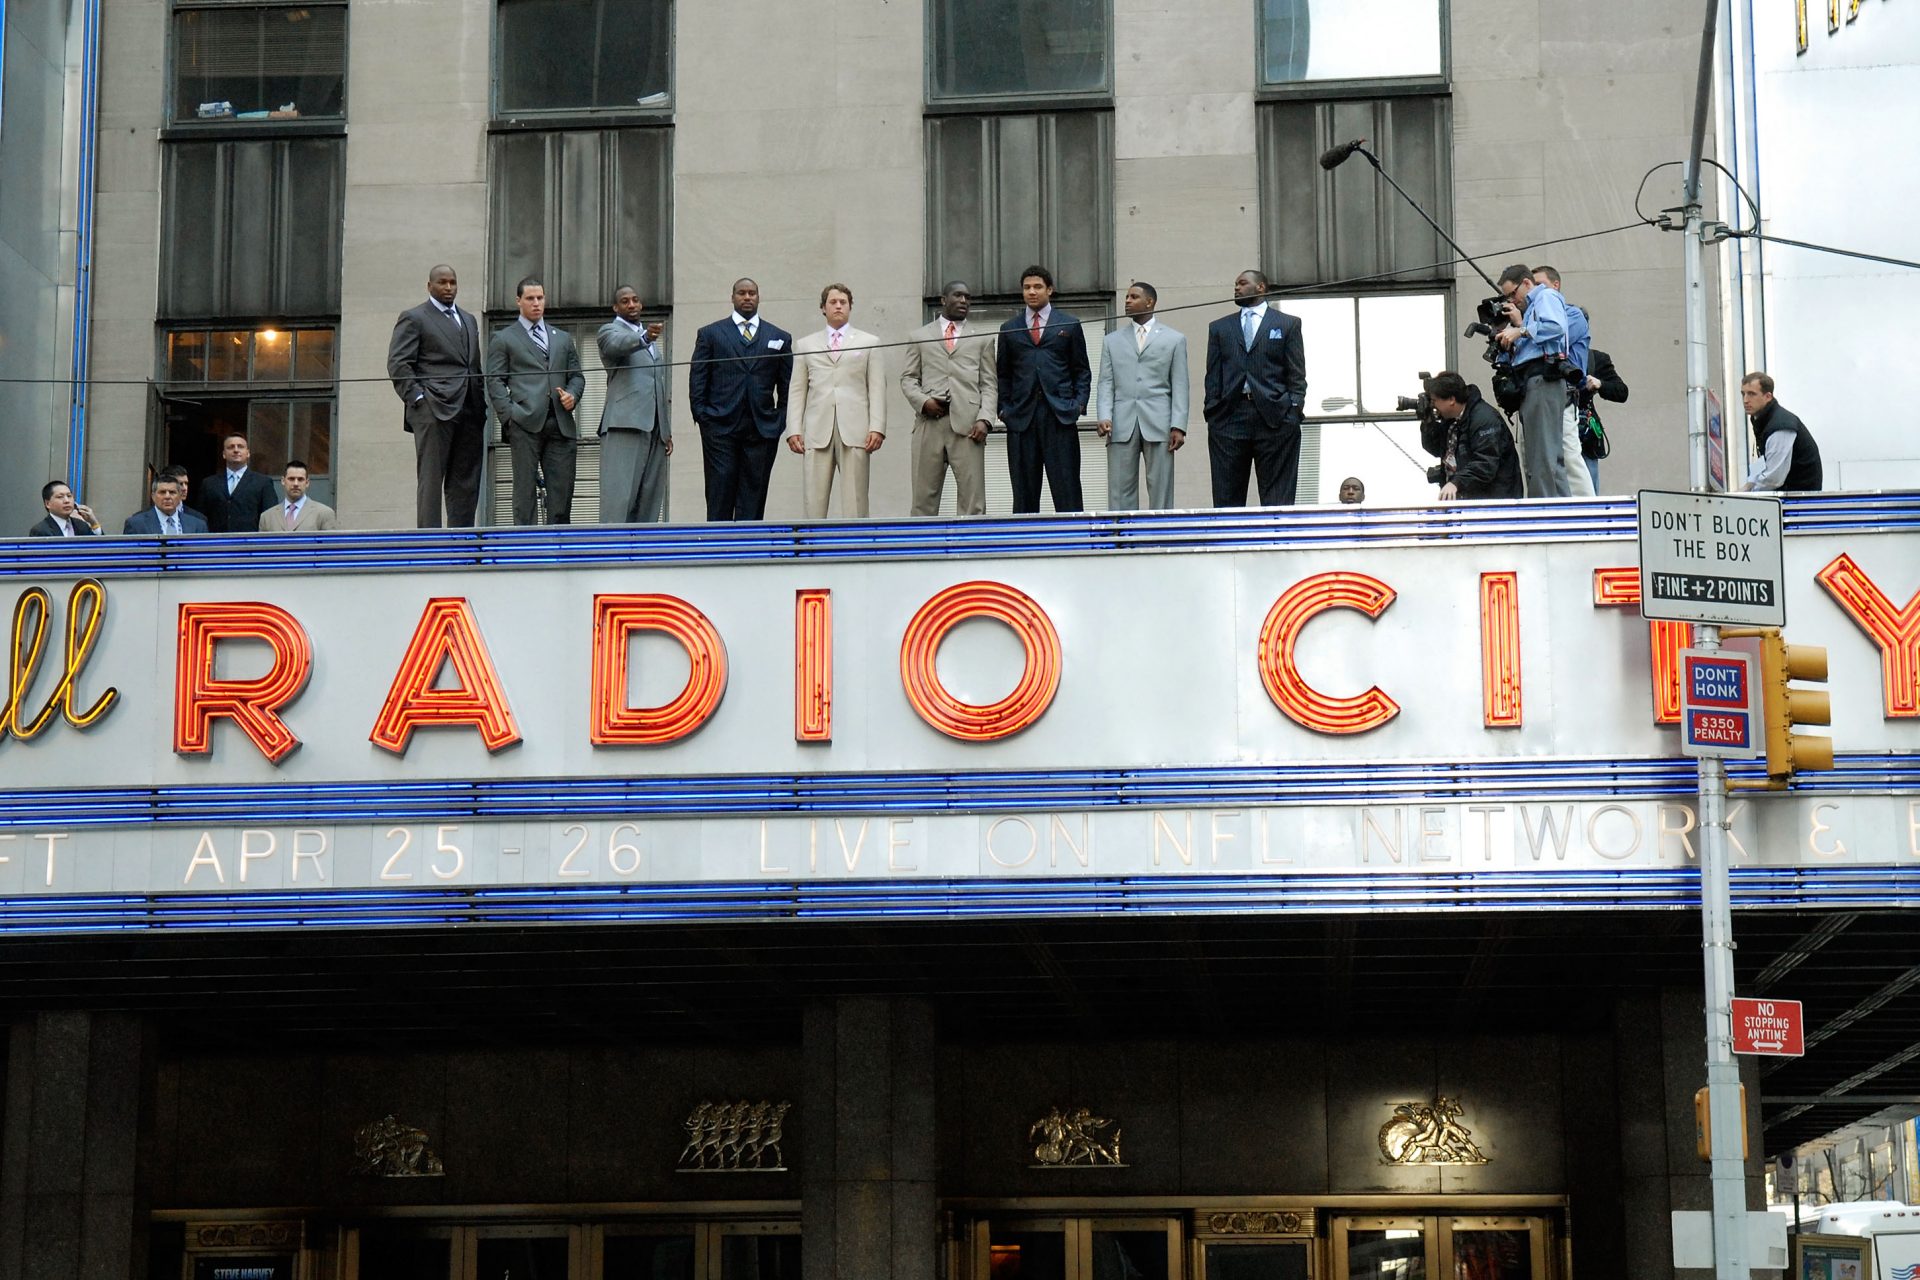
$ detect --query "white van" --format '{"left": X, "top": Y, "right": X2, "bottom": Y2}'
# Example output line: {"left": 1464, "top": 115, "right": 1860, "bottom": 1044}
{"left": 1812, "top": 1203, "right": 1920, "bottom": 1278}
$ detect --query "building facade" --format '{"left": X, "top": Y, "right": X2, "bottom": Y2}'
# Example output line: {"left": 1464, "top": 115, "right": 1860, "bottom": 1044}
{"left": 47, "top": 0, "right": 1722, "bottom": 531}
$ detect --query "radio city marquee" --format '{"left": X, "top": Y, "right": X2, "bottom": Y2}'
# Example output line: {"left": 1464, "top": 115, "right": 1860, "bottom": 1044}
{"left": 0, "top": 531, "right": 1914, "bottom": 898}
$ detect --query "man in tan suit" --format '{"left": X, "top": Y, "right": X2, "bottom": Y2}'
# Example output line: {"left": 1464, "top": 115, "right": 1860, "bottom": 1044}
{"left": 901, "top": 280, "right": 996, "bottom": 516}
{"left": 786, "top": 283, "right": 886, "bottom": 519}
{"left": 257, "top": 461, "right": 338, "bottom": 532}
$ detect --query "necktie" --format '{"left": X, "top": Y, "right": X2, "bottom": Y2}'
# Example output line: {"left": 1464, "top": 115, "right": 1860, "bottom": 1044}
{"left": 444, "top": 305, "right": 460, "bottom": 328}
{"left": 61, "top": 521, "right": 74, "bottom": 537}
{"left": 164, "top": 513, "right": 180, "bottom": 535}
{"left": 829, "top": 330, "right": 843, "bottom": 355}
{"left": 1242, "top": 309, "right": 1258, "bottom": 351}
{"left": 944, "top": 321, "right": 957, "bottom": 354}
{"left": 1135, "top": 324, "right": 1148, "bottom": 353}
{"left": 228, "top": 471, "right": 240, "bottom": 494}
{"left": 1029, "top": 312, "right": 1044, "bottom": 345}
{"left": 740, "top": 322, "right": 754, "bottom": 343}
{"left": 286, "top": 502, "right": 298, "bottom": 526}
{"left": 531, "top": 324, "right": 548, "bottom": 354}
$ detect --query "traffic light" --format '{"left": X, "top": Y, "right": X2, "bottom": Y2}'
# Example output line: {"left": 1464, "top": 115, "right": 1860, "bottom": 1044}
{"left": 1726, "top": 627, "right": 1832, "bottom": 785}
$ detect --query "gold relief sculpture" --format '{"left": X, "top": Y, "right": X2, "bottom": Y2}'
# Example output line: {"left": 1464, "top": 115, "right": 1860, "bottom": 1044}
{"left": 191, "top": 1222, "right": 302, "bottom": 1248}
{"left": 351, "top": 1115, "right": 445, "bottom": 1177}
{"left": 1378, "top": 1096, "right": 1489, "bottom": 1166}
{"left": 677, "top": 1100, "right": 791, "bottom": 1171}
{"left": 1203, "top": 1211, "right": 1311, "bottom": 1235}
{"left": 1028, "top": 1106, "right": 1125, "bottom": 1168}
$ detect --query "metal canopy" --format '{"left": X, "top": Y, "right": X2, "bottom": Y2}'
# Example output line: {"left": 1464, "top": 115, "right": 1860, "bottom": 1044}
{"left": 0, "top": 908, "right": 1911, "bottom": 1154}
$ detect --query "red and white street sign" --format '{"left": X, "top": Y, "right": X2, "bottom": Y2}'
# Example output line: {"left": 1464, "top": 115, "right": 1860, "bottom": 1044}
{"left": 1731, "top": 997, "right": 1805, "bottom": 1056}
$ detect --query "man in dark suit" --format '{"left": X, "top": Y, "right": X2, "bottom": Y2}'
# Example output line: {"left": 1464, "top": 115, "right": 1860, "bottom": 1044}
{"left": 388, "top": 263, "right": 486, "bottom": 527}
{"left": 28, "top": 481, "right": 100, "bottom": 536}
{"left": 1204, "top": 268, "right": 1308, "bottom": 506}
{"left": 123, "top": 475, "right": 209, "bottom": 535}
{"left": 996, "top": 265, "right": 1092, "bottom": 513}
{"left": 198, "top": 433, "right": 279, "bottom": 532}
{"left": 485, "top": 276, "right": 586, "bottom": 525}
{"left": 689, "top": 278, "right": 793, "bottom": 521}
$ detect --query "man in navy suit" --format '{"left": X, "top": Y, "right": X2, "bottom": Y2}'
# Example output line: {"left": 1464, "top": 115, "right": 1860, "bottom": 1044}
{"left": 123, "top": 475, "right": 209, "bottom": 535}
{"left": 198, "top": 433, "right": 280, "bottom": 532}
{"left": 689, "top": 278, "right": 794, "bottom": 521}
{"left": 996, "top": 265, "right": 1092, "bottom": 514}
{"left": 1204, "top": 268, "right": 1308, "bottom": 506}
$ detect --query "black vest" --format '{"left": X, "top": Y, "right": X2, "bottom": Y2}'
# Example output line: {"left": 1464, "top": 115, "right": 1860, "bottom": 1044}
{"left": 1753, "top": 401, "right": 1823, "bottom": 491}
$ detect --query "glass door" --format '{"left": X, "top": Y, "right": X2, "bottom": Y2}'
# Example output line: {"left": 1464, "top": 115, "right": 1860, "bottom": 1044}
{"left": 1331, "top": 1215, "right": 1553, "bottom": 1280}
{"left": 970, "top": 1216, "right": 1183, "bottom": 1280}
{"left": 349, "top": 1222, "right": 796, "bottom": 1280}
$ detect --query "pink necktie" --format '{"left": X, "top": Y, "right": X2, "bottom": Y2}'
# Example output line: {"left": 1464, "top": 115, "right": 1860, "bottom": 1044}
{"left": 829, "top": 331, "right": 843, "bottom": 354}
{"left": 944, "top": 322, "right": 957, "bottom": 353}
{"left": 286, "top": 503, "right": 297, "bottom": 525}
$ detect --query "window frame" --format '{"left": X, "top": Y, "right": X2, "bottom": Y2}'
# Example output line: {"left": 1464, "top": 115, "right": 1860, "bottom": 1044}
{"left": 1254, "top": 0, "right": 1451, "bottom": 98}
{"left": 923, "top": 0, "right": 1116, "bottom": 108}
{"left": 490, "top": 0, "right": 675, "bottom": 124}
{"left": 165, "top": 0, "right": 351, "bottom": 134}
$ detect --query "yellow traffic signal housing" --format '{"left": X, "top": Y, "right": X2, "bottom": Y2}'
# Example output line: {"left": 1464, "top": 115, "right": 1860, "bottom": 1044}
{"left": 1726, "top": 627, "right": 1832, "bottom": 784}
{"left": 1694, "top": 1084, "right": 1750, "bottom": 1161}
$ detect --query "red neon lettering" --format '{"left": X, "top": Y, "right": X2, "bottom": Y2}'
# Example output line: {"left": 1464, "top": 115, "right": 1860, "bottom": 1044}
{"left": 794, "top": 589, "right": 833, "bottom": 743}
{"left": 1258, "top": 572, "right": 1400, "bottom": 735}
{"left": 174, "top": 602, "right": 312, "bottom": 762}
{"left": 900, "top": 582, "right": 1061, "bottom": 741}
{"left": 590, "top": 594, "right": 728, "bottom": 746}
{"left": 370, "top": 598, "right": 521, "bottom": 754}
{"left": 1818, "top": 553, "right": 1920, "bottom": 717}
{"left": 1592, "top": 567, "right": 1686, "bottom": 724}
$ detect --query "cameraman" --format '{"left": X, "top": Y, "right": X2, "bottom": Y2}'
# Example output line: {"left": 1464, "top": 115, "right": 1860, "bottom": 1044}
{"left": 1531, "top": 266, "right": 1596, "bottom": 497}
{"left": 1423, "top": 371, "right": 1521, "bottom": 501}
{"left": 1492, "top": 263, "right": 1575, "bottom": 498}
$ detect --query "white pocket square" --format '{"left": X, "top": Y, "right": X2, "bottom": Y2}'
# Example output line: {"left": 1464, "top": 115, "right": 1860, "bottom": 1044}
{"left": 1268, "top": 328, "right": 1284, "bottom": 339}
{"left": 768, "top": 339, "right": 785, "bottom": 350}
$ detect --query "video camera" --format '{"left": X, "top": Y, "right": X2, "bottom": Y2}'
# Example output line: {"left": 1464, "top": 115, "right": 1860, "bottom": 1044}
{"left": 1462, "top": 296, "right": 1525, "bottom": 414}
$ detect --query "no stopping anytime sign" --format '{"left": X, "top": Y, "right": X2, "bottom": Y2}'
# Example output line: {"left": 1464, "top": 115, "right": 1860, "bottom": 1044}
{"left": 1731, "top": 997, "right": 1805, "bottom": 1056}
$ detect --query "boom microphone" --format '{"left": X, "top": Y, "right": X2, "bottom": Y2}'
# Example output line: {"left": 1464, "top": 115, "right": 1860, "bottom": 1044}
{"left": 1318, "top": 138, "right": 1368, "bottom": 170}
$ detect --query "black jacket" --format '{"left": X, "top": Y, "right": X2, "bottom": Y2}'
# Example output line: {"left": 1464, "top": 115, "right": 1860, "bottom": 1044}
{"left": 1203, "top": 306, "right": 1307, "bottom": 430}
{"left": 1424, "top": 384, "right": 1522, "bottom": 500}
{"left": 1750, "top": 399, "right": 1823, "bottom": 491}
{"left": 199, "top": 469, "right": 280, "bottom": 533}
{"left": 1586, "top": 349, "right": 1628, "bottom": 405}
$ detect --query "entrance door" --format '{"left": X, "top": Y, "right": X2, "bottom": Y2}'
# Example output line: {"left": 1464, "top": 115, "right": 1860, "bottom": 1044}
{"left": 1331, "top": 1215, "right": 1552, "bottom": 1280}
{"left": 350, "top": 1222, "right": 798, "bottom": 1280}
{"left": 967, "top": 1216, "right": 1183, "bottom": 1280}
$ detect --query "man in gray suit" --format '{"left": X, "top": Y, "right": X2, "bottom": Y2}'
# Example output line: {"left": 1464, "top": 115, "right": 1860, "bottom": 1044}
{"left": 485, "top": 276, "right": 585, "bottom": 525}
{"left": 388, "top": 264, "right": 486, "bottom": 527}
{"left": 1096, "top": 282, "right": 1189, "bottom": 510}
{"left": 596, "top": 285, "right": 673, "bottom": 524}
{"left": 900, "top": 280, "right": 996, "bottom": 516}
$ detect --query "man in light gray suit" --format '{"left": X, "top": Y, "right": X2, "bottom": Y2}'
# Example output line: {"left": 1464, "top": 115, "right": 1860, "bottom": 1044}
{"left": 596, "top": 285, "right": 673, "bottom": 524}
{"left": 486, "top": 276, "right": 585, "bottom": 525}
{"left": 1096, "top": 281, "right": 1189, "bottom": 510}
{"left": 900, "top": 280, "right": 996, "bottom": 516}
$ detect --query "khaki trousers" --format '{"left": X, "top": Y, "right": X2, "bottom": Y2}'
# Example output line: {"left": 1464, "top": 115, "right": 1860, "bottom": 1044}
{"left": 802, "top": 436, "right": 872, "bottom": 519}
{"left": 910, "top": 420, "right": 986, "bottom": 516}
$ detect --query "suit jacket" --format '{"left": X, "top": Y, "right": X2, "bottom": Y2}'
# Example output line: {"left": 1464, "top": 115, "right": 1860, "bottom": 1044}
{"left": 485, "top": 320, "right": 585, "bottom": 439}
{"left": 258, "top": 499, "right": 339, "bottom": 532}
{"left": 689, "top": 316, "right": 793, "bottom": 438}
{"left": 1204, "top": 304, "right": 1307, "bottom": 430}
{"left": 1097, "top": 322, "right": 1191, "bottom": 444}
{"left": 199, "top": 469, "right": 279, "bottom": 533}
{"left": 388, "top": 299, "right": 483, "bottom": 432}
{"left": 596, "top": 320, "right": 672, "bottom": 438}
{"left": 787, "top": 328, "right": 888, "bottom": 449}
{"left": 123, "top": 507, "right": 210, "bottom": 535}
{"left": 900, "top": 318, "right": 997, "bottom": 435}
{"left": 28, "top": 515, "right": 97, "bottom": 537}
{"left": 996, "top": 310, "right": 1092, "bottom": 430}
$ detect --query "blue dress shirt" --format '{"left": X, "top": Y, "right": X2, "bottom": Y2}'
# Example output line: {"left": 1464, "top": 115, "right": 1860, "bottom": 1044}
{"left": 1506, "top": 285, "right": 1568, "bottom": 365}
{"left": 1564, "top": 302, "right": 1590, "bottom": 376}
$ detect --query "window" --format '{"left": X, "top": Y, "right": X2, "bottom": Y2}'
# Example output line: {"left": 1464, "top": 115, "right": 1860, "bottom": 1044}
{"left": 926, "top": 112, "right": 1113, "bottom": 299}
{"left": 1260, "top": 0, "right": 1443, "bottom": 87}
{"left": 928, "top": 0, "right": 1110, "bottom": 102}
{"left": 488, "top": 127, "right": 672, "bottom": 313}
{"left": 171, "top": 3, "right": 346, "bottom": 123}
{"left": 161, "top": 138, "right": 344, "bottom": 318}
{"left": 1258, "top": 96, "right": 1450, "bottom": 287}
{"left": 158, "top": 324, "right": 338, "bottom": 506}
{"left": 496, "top": 0, "right": 670, "bottom": 115}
